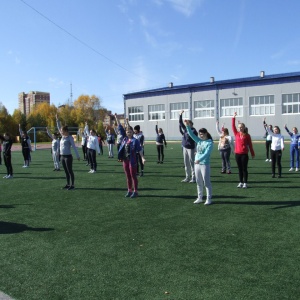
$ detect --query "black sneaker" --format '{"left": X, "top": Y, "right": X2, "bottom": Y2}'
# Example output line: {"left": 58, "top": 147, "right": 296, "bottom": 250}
{"left": 62, "top": 185, "right": 70, "bottom": 189}
{"left": 67, "top": 186, "right": 75, "bottom": 190}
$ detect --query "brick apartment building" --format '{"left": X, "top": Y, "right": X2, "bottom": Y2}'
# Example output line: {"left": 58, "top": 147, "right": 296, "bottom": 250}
{"left": 18, "top": 91, "right": 50, "bottom": 115}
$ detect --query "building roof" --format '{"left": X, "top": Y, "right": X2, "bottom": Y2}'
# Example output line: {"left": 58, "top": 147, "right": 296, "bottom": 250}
{"left": 123, "top": 71, "right": 300, "bottom": 100}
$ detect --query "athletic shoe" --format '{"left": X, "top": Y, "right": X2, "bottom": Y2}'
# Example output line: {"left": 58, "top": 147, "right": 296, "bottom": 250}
{"left": 269, "top": 159, "right": 272, "bottom": 162}
{"left": 125, "top": 191, "right": 132, "bottom": 197}
{"left": 221, "top": 170, "right": 226, "bottom": 173}
{"left": 193, "top": 198, "right": 203, "bottom": 204}
{"left": 62, "top": 185, "right": 70, "bottom": 189}
{"left": 296, "top": 168, "right": 299, "bottom": 172}
{"left": 181, "top": 178, "right": 189, "bottom": 183}
{"left": 237, "top": 182, "right": 243, "bottom": 188}
{"left": 3, "top": 175, "right": 8, "bottom": 178}
{"left": 189, "top": 179, "right": 196, "bottom": 183}
{"left": 67, "top": 186, "right": 75, "bottom": 190}
{"left": 265, "top": 159, "right": 269, "bottom": 162}
{"left": 243, "top": 183, "right": 247, "bottom": 189}
{"left": 6, "top": 175, "right": 13, "bottom": 179}
{"left": 160, "top": 161, "right": 164, "bottom": 164}
{"left": 204, "top": 199, "right": 212, "bottom": 205}
{"left": 289, "top": 168, "right": 294, "bottom": 171}
{"left": 130, "top": 192, "right": 138, "bottom": 198}
{"left": 272, "top": 174, "right": 275, "bottom": 178}
{"left": 140, "top": 171, "right": 144, "bottom": 177}
{"left": 227, "top": 171, "right": 231, "bottom": 174}
{"left": 88, "top": 170, "right": 93, "bottom": 173}
{"left": 157, "top": 161, "right": 160, "bottom": 164}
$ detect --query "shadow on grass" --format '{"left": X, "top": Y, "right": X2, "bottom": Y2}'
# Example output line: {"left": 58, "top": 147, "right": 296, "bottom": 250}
{"left": 0, "top": 221, "right": 54, "bottom": 234}
{"left": 214, "top": 200, "right": 300, "bottom": 209}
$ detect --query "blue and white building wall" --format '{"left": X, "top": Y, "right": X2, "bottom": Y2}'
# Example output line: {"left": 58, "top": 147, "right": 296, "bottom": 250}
{"left": 123, "top": 72, "right": 300, "bottom": 140}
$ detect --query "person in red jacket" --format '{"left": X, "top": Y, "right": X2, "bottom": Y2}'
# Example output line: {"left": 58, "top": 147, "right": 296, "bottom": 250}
{"left": 232, "top": 112, "right": 255, "bottom": 188}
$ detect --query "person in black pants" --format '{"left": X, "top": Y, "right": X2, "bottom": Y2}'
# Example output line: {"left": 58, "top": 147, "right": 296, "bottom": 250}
{"left": 155, "top": 122, "right": 167, "bottom": 164}
{"left": 0, "top": 133, "right": 13, "bottom": 179}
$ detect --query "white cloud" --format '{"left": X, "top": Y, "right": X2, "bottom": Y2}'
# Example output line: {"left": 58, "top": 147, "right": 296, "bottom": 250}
{"left": 166, "top": 0, "right": 204, "bottom": 17}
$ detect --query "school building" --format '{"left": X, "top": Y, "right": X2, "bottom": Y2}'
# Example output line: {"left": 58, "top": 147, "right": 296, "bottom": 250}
{"left": 123, "top": 71, "right": 300, "bottom": 140}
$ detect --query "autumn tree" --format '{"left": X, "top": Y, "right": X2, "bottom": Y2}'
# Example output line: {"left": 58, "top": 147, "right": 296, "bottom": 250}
{"left": 0, "top": 103, "right": 15, "bottom": 136}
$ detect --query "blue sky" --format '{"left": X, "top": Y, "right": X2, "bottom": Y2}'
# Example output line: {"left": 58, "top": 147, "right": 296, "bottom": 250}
{"left": 1, "top": 0, "right": 300, "bottom": 115}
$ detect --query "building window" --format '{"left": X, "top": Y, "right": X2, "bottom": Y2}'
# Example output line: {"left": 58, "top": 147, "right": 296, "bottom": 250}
{"left": 148, "top": 104, "right": 165, "bottom": 121}
{"left": 194, "top": 100, "right": 214, "bottom": 118}
{"left": 249, "top": 95, "right": 275, "bottom": 116}
{"left": 170, "top": 102, "right": 189, "bottom": 119}
{"left": 220, "top": 97, "right": 243, "bottom": 117}
{"left": 282, "top": 93, "right": 300, "bottom": 114}
{"left": 128, "top": 106, "right": 144, "bottom": 121}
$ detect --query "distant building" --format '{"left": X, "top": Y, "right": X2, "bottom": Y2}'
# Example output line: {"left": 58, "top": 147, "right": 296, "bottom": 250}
{"left": 18, "top": 91, "right": 50, "bottom": 115}
{"left": 123, "top": 71, "right": 300, "bottom": 140}
{"left": 104, "top": 111, "right": 125, "bottom": 127}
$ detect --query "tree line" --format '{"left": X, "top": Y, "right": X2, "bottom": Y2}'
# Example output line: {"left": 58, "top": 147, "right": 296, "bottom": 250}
{"left": 0, "top": 94, "right": 110, "bottom": 142}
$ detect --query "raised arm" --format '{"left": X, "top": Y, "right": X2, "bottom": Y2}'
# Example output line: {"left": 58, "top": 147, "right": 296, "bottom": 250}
{"left": 179, "top": 110, "right": 186, "bottom": 131}
{"left": 46, "top": 127, "right": 53, "bottom": 140}
{"left": 56, "top": 114, "right": 62, "bottom": 135}
{"left": 231, "top": 112, "right": 238, "bottom": 136}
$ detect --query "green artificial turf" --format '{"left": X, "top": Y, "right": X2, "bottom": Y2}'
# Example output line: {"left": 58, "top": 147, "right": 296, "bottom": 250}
{"left": 0, "top": 142, "right": 299, "bottom": 300}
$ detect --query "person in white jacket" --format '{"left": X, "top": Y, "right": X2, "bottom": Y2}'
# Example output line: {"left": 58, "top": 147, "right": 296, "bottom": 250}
{"left": 216, "top": 121, "right": 234, "bottom": 174}
{"left": 264, "top": 122, "right": 284, "bottom": 178}
{"left": 84, "top": 122, "right": 100, "bottom": 173}
{"left": 46, "top": 127, "right": 60, "bottom": 171}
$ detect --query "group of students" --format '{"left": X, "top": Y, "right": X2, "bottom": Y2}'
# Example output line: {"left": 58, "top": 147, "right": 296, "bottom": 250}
{"left": 2, "top": 112, "right": 299, "bottom": 204}
{"left": 263, "top": 118, "right": 300, "bottom": 178}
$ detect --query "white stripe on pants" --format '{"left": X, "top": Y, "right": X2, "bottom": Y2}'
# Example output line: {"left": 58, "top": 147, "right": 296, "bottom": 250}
{"left": 195, "top": 164, "right": 212, "bottom": 199}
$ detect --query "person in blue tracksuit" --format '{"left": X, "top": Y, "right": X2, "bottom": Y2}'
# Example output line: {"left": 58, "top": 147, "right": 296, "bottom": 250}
{"left": 284, "top": 124, "right": 300, "bottom": 172}
{"left": 185, "top": 120, "right": 214, "bottom": 205}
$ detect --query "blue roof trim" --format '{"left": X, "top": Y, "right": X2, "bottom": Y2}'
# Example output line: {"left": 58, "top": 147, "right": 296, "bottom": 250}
{"left": 123, "top": 71, "right": 300, "bottom": 100}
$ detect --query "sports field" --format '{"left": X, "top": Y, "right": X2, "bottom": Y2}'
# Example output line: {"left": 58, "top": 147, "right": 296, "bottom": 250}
{"left": 0, "top": 142, "right": 299, "bottom": 300}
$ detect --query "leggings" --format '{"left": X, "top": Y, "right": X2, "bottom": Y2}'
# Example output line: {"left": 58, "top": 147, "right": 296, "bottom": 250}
{"left": 61, "top": 155, "right": 74, "bottom": 186}
{"left": 157, "top": 145, "right": 164, "bottom": 162}
{"left": 265, "top": 140, "right": 272, "bottom": 159}
{"left": 87, "top": 148, "right": 97, "bottom": 171}
{"left": 123, "top": 159, "right": 138, "bottom": 192}
{"left": 22, "top": 148, "right": 30, "bottom": 165}
{"left": 235, "top": 153, "right": 249, "bottom": 183}
{"left": 271, "top": 149, "right": 282, "bottom": 176}
{"left": 4, "top": 154, "right": 13, "bottom": 176}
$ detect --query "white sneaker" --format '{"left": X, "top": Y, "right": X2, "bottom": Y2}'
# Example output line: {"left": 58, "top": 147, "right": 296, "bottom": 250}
{"left": 91, "top": 170, "right": 96, "bottom": 173}
{"left": 181, "top": 178, "right": 189, "bottom": 183}
{"left": 265, "top": 159, "right": 269, "bottom": 162}
{"left": 194, "top": 198, "right": 203, "bottom": 204}
{"left": 237, "top": 182, "right": 243, "bottom": 188}
{"left": 296, "top": 168, "right": 299, "bottom": 172}
{"left": 243, "top": 183, "right": 247, "bottom": 188}
{"left": 289, "top": 168, "right": 294, "bottom": 172}
{"left": 189, "top": 179, "right": 196, "bottom": 183}
{"left": 269, "top": 159, "right": 272, "bottom": 162}
{"left": 3, "top": 175, "right": 8, "bottom": 178}
{"left": 204, "top": 199, "right": 212, "bottom": 205}
{"left": 88, "top": 170, "right": 93, "bottom": 173}
{"left": 6, "top": 175, "right": 13, "bottom": 179}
